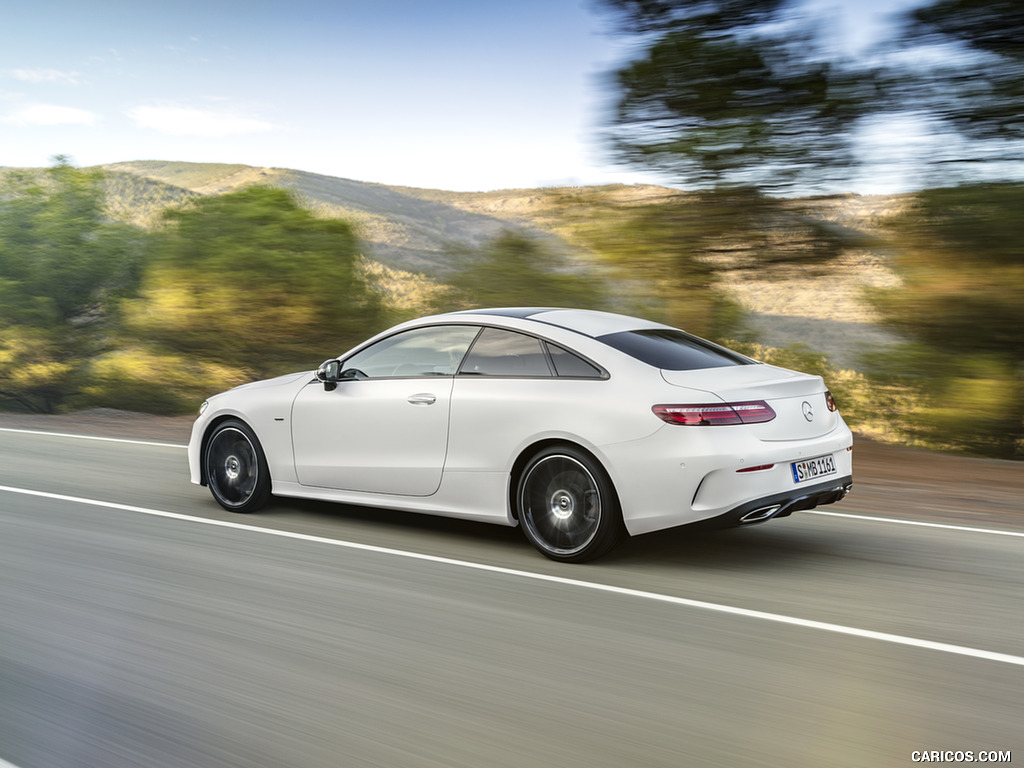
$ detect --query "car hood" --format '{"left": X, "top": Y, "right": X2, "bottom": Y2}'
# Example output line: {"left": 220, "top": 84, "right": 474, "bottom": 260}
{"left": 226, "top": 370, "right": 312, "bottom": 393}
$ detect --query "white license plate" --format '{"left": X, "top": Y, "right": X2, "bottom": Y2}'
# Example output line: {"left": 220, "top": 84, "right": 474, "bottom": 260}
{"left": 791, "top": 454, "right": 837, "bottom": 483}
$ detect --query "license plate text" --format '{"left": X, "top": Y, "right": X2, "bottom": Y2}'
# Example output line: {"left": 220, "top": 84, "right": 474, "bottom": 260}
{"left": 791, "top": 455, "right": 837, "bottom": 483}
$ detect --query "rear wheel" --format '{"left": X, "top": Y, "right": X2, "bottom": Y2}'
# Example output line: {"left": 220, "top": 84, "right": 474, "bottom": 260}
{"left": 204, "top": 420, "right": 271, "bottom": 513}
{"left": 516, "top": 446, "right": 622, "bottom": 562}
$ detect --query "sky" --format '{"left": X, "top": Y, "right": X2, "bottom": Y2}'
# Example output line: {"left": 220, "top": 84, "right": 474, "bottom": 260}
{"left": 1, "top": 0, "right": 921, "bottom": 193}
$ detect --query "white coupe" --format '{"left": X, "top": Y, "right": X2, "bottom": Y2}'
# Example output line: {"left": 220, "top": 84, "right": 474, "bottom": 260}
{"left": 188, "top": 308, "right": 853, "bottom": 562}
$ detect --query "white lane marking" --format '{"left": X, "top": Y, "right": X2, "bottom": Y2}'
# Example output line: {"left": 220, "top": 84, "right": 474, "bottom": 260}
{"left": 807, "top": 510, "right": 1024, "bottom": 538}
{"left": 0, "top": 427, "right": 186, "bottom": 450}
{"left": 4, "top": 427, "right": 1023, "bottom": 539}
{"left": 3, "top": 484, "right": 1024, "bottom": 669}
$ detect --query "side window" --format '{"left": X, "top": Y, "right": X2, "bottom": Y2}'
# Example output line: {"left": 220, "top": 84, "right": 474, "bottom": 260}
{"left": 460, "top": 328, "right": 553, "bottom": 377}
{"left": 546, "top": 343, "right": 604, "bottom": 378}
{"left": 343, "top": 325, "right": 480, "bottom": 378}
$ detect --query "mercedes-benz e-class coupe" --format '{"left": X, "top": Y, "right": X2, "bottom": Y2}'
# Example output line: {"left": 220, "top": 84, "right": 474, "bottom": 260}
{"left": 189, "top": 308, "right": 853, "bottom": 561}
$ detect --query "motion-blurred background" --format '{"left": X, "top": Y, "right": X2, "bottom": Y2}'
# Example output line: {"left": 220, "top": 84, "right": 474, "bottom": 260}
{"left": 1, "top": 0, "right": 1021, "bottom": 459}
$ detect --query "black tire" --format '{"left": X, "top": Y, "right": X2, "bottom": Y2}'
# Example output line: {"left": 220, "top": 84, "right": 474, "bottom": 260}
{"left": 516, "top": 445, "right": 622, "bottom": 563}
{"left": 204, "top": 419, "right": 271, "bottom": 513}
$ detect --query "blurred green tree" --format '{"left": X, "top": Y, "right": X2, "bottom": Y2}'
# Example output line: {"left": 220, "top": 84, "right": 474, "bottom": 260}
{"left": 873, "top": 184, "right": 1024, "bottom": 359}
{"left": 590, "top": 0, "right": 868, "bottom": 342}
{"left": 599, "top": 0, "right": 1024, "bottom": 187}
{"left": 885, "top": 0, "right": 1024, "bottom": 176}
{"left": 119, "top": 187, "right": 386, "bottom": 388}
{"left": 0, "top": 159, "right": 147, "bottom": 412}
{"left": 432, "top": 229, "right": 610, "bottom": 313}
{"left": 869, "top": 183, "right": 1024, "bottom": 457}
{"left": 596, "top": 0, "right": 871, "bottom": 194}
{"left": 548, "top": 188, "right": 742, "bottom": 337}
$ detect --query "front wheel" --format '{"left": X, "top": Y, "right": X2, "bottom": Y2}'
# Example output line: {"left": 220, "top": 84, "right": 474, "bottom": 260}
{"left": 516, "top": 446, "right": 622, "bottom": 563}
{"left": 204, "top": 420, "right": 271, "bottom": 513}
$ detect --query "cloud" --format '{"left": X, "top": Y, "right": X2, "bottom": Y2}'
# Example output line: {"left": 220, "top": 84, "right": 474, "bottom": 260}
{"left": 9, "top": 68, "right": 80, "bottom": 85}
{"left": 126, "top": 105, "right": 274, "bottom": 136}
{"left": 1, "top": 103, "right": 97, "bottom": 126}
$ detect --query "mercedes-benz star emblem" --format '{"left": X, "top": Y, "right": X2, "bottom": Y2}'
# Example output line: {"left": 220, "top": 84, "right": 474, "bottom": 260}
{"left": 802, "top": 401, "right": 814, "bottom": 422}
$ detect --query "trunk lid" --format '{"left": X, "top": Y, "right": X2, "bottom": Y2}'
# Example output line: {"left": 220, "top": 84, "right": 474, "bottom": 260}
{"left": 660, "top": 364, "right": 838, "bottom": 440}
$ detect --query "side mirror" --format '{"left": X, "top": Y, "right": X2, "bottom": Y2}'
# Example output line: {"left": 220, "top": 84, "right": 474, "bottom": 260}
{"left": 315, "top": 359, "right": 342, "bottom": 391}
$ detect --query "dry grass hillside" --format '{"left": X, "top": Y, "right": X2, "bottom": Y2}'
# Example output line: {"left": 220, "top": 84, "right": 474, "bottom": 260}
{"left": 394, "top": 185, "right": 912, "bottom": 367}
{"left": 713, "top": 195, "right": 910, "bottom": 368}
{"left": 101, "top": 161, "right": 909, "bottom": 368}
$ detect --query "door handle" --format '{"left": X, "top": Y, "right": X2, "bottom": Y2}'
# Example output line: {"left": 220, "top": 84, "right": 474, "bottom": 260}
{"left": 407, "top": 393, "right": 437, "bottom": 406}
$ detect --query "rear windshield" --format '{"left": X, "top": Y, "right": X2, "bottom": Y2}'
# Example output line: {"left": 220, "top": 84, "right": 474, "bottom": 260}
{"left": 597, "top": 329, "right": 754, "bottom": 371}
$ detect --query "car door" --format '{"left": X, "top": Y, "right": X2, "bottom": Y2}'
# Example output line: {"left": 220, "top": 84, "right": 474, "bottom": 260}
{"left": 446, "top": 327, "right": 607, "bottom": 475}
{"left": 291, "top": 324, "right": 480, "bottom": 496}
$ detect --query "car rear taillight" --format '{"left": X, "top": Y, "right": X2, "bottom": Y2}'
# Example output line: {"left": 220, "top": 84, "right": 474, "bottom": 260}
{"left": 652, "top": 401, "right": 777, "bottom": 426}
{"left": 825, "top": 390, "right": 838, "bottom": 412}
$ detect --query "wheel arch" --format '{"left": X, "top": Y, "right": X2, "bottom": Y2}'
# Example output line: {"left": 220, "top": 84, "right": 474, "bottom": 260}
{"left": 508, "top": 438, "right": 619, "bottom": 522}
{"left": 198, "top": 414, "right": 259, "bottom": 487}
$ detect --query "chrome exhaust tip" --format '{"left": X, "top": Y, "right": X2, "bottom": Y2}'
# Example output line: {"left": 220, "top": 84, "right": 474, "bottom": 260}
{"left": 740, "top": 504, "right": 782, "bottom": 523}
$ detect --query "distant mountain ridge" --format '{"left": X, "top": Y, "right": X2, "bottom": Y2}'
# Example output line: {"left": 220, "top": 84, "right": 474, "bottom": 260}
{"left": 101, "top": 160, "right": 633, "bottom": 274}
{"left": 94, "top": 161, "right": 907, "bottom": 366}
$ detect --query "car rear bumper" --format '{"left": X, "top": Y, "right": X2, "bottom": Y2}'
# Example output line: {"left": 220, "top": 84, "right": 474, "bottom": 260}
{"left": 602, "top": 418, "right": 854, "bottom": 535}
{"left": 700, "top": 475, "right": 853, "bottom": 529}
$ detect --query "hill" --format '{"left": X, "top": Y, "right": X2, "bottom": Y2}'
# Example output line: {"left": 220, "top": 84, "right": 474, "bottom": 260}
{"left": 7, "top": 160, "right": 1019, "bottom": 457}
{"left": 101, "top": 161, "right": 578, "bottom": 275}
{"left": 98, "top": 160, "right": 906, "bottom": 368}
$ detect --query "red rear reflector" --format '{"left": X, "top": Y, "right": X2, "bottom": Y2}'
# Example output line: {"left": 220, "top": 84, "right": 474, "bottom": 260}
{"left": 737, "top": 464, "right": 775, "bottom": 473}
{"left": 652, "top": 401, "right": 776, "bottom": 426}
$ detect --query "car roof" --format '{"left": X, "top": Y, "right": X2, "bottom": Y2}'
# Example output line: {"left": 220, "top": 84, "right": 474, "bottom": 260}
{"left": 450, "top": 307, "right": 671, "bottom": 338}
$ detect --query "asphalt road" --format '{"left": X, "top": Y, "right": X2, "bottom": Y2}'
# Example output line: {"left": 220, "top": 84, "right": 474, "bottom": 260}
{"left": 0, "top": 426, "right": 1021, "bottom": 768}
